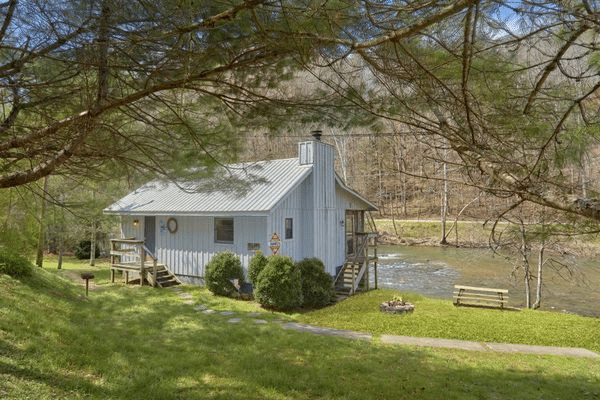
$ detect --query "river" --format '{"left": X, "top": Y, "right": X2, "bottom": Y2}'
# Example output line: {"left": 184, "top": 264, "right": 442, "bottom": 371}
{"left": 372, "top": 245, "right": 600, "bottom": 317}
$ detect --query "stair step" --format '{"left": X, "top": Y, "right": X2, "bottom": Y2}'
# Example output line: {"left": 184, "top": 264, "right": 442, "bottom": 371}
{"left": 146, "top": 263, "right": 181, "bottom": 288}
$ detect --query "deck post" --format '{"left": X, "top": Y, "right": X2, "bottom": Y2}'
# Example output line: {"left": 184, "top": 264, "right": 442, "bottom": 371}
{"left": 152, "top": 258, "right": 157, "bottom": 287}
{"left": 365, "top": 260, "right": 369, "bottom": 291}
{"left": 139, "top": 246, "right": 145, "bottom": 287}
{"left": 373, "top": 235, "right": 378, "bottom": 289}
{"left": 351, "top": 263, "right": 356, "bottom": 295}
{"left": 374, "top": 261, "right": 378, "bottom": 290}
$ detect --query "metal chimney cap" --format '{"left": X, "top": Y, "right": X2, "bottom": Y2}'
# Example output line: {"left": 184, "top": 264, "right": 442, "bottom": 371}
{"left": 311, "top": 130, "right": 322, "bottom": 141}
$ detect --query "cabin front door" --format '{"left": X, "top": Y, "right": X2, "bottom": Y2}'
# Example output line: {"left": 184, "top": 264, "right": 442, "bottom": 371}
{"left": 144, "top": 216, "right": 156, "bottom": 254}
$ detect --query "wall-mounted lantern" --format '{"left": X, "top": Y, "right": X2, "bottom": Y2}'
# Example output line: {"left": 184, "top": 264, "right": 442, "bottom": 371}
{"left": 133, "top": 219, "right": 139, "bottom": 227}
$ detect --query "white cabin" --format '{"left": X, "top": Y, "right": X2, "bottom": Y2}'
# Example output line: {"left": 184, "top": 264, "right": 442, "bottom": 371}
{"left": 104, "top": 136, "right": 377, "bottom": 284}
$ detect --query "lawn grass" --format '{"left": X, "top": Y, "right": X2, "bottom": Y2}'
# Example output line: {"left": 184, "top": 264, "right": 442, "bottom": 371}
{"left": 1, "top": 262, "right": 599, "bottom": 399}
{"left": 295, "top": 290, "right": 600, "bottom": 353}
{"left": 375, "top": 218, "right": 496, "bottom": 246}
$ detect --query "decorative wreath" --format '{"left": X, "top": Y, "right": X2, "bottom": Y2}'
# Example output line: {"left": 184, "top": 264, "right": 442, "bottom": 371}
{"left": 167, "top": 217, "right": 178, "bottom": 234}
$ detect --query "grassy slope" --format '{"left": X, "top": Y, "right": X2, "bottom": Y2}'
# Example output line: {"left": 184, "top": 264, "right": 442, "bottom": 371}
{"left": 1, "top": 262, "right": 599, "bottom": 399}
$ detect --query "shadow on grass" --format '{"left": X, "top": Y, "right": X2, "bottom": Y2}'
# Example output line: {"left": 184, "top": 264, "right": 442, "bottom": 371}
{"left": 2, "top": 273, "right": 599, "bottom": 399}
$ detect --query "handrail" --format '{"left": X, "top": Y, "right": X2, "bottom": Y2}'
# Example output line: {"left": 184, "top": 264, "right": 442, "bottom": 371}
{"left": 141, "top": 245, "right": 159, "bottom": 287}
{"left": 110, "top": 239, "right": 167, "bottom": 287}
{"left": 334, "top": 231, "right": 375, "bottom": 291}
{"left": 141, "top": 245, "right": 157, "bottom": 261}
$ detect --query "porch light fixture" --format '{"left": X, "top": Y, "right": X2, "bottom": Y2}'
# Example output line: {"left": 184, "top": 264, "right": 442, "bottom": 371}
{"left": 133, "top": 219, "right": 139, "bottom": 226}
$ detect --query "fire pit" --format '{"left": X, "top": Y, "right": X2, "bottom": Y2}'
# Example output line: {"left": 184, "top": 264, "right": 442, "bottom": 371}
{"left": 380, "top": 296, "right": 414, "bottom": 314}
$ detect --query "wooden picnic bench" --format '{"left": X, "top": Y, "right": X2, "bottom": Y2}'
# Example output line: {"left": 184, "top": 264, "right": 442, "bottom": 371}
{"left": 453, "top": 285, "right": 508, "bottom": 309}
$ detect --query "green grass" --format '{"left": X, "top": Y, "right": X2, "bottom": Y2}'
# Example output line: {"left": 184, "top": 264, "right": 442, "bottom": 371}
{"left": 1, "top": 262, "right": 599, "bottom": 399}
{"left": 296, "top": 290, "right": 600, "bottom": 352}
{"left": 375, "top": 219, "right": 494, "bottom": 246}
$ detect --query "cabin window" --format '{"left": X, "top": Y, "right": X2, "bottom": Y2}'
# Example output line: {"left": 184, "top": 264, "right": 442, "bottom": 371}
{"left": 214, "top": 218, "right": 234, "bottom": 243}
{"left": 285, "top": 218, "right": 293, "bottom": 239}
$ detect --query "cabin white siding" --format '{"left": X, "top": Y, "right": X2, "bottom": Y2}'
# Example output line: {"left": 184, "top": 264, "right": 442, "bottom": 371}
{"left": 118, "top": 215, "right": 268, "bottom": 280}
{"left": 108, "top": 138, "right": 377, "bottom": 284}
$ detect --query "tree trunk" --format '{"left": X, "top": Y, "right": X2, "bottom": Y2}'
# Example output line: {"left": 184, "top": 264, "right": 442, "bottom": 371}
{"left": 36, "top": 176, "right": 49, "bottom": 268}
{"left": 58, "top": 241, "right": 63, "bottom": 270}
{"left": 90, "top": 191, "right": 96, "bottom": 267}
{"left": 57, "top": 194, "right": 64, "bottom": 269}
{"left": 520, "top": 224, "right": 531, "bottom": 308}
{"left": 533, "top": 245, "right": 544, "bottom": 309}
{"left": 440, "top": 161, "right": 449, "bottom": 245}
{"left": 90, "top": 219, "right": 96, "bottom": 267}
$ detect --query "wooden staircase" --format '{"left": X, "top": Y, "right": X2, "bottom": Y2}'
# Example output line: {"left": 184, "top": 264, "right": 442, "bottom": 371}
{"left": 146, "top": 264, "right": 181, "bottom": 288}
{"left": 336, "top": 260, "right": 368, "bottom": 296}
{"left": 110, "top": 239, "right": 181, "bottom": 288}
{"left": 334, "top": 231, "right": 378, "bottom": 296}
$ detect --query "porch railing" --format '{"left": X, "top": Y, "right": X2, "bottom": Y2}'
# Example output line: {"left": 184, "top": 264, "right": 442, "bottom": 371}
{"left": 110, "top": 238, "right": 159, "bottom": 286}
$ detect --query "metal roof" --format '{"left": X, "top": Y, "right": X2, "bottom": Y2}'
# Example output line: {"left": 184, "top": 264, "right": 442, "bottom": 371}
{"left": 104, "top": 158, "right": 312, "bottom": 216}
{"left": 335, "top": 174, "right": 378, "bottom": 211}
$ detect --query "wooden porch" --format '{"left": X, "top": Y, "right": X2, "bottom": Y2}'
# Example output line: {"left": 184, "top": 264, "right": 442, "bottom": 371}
{"left": 334, "top": 232, "right": 378, "bottom": 296}
{"left": 110, "top": 239, "right": 181, "bottom": 288}
{"left": 334, "top": 211, "right": 379, "bottom": 296}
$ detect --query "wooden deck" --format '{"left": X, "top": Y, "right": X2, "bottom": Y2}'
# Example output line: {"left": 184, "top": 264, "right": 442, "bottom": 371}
{"left": 110, "top": 239, "right": 180, "bottom": 287}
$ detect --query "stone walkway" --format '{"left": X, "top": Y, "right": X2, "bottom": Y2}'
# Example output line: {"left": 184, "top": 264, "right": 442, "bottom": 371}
{"left": 171, "top": 288, "right": 600, "bottom": 359}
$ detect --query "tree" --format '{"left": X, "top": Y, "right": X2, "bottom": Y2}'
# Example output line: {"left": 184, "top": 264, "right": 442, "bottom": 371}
{"left": 285, "top": 1, "right": 600, "bottom": 225}
{"left": 0, "top": 0, "right": 341, "bottom": 188}
{"left": 489, "top": 205, "right": 576, "bottom": 309}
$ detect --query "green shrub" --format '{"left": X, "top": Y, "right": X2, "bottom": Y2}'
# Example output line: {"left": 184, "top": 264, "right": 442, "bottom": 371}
{"left": 296, "top": 258, "right": 335, "bottom": 308}
{"left": 248, "top": 251, "right": 268, "bottom": 286}
{"left": 254, "top": 255, "right": 303, "bottom": 310}
{"left": 74, "top": 240, "right": 100, "bottom": 260}
{"left": 0, "top": 248, "right": 33, "bottom": 277}
{"left": 205, "top": 252, "right": 244, "bottom": 296}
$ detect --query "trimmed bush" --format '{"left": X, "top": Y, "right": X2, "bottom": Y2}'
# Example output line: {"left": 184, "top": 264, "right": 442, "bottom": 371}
{"left": 254, "top": 255, "right": 303, "bottom": 310}
{"left": 0, "top": 248, "right": 33, "bottom": 278}
{"left": 297, "top": 258, "right": 335, "bottom": 308}
{"left": 205, "top": 252, "right": 244, "bottom": 296}
{"left": 74, "top": 240, "right": 100, "bottom": 260}
{"left": 247, "top": 251, "right": 268, "bottom": 286}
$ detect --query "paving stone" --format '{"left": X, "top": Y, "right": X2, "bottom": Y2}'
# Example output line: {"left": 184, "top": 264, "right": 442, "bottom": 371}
{"left": 194, "top": 304, "right": 208, "bottom": 311}
{"left": 380, "top": 335, "right": 485, "bottom": 351}
{"left": 379, "top": 335, "right": 600, "bottom": 358}
{"left": 253, "top": 319, "right": 268, "bottom": 324}
{"left": 183, "top": 299, "right": 194, "bottom": 305}
{"left": 227, "top": 318, "right": 242, "bottom": 323}
{"left": 485, "top": 342, "right": 600, "bottom": 358}
{"left": 179, "top": 292, "right": 192, "bottom": 298}
{"left": 202, "top": 309, "right": 215, "bottom": 314}
{"left": 282, "top": 322, "right": 372, "bottom": 341}
{"left": 220, "top": 311, "right": 235, "bottom": 316}
{"left": 248, "top": 312, "right": 262, "bottom": 317}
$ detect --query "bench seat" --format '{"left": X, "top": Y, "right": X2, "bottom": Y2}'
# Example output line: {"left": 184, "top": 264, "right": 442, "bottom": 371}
{"left": 453, "top": 285, "right": 508, "bottom": 309}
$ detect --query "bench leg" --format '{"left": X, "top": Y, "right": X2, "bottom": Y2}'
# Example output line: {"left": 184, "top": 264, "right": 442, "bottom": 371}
{"left": 456, "top": 288, "right": 465, "bottom": 306}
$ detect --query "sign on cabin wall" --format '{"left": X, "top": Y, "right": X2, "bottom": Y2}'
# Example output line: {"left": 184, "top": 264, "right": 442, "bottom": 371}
{"left": 269, "top": 233, "right": 281, "bottom": 255}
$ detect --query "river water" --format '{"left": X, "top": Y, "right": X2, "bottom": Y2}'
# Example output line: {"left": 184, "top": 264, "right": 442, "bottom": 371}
{"left": 372, "top": 245, "right": 600, "bottom": 318}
